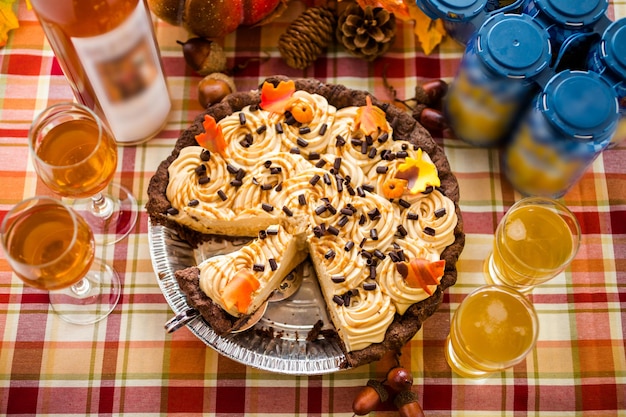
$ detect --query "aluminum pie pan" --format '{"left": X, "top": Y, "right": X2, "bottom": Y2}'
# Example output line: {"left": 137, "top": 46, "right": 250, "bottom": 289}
{"left": 148, "top": 219, "right": 348, "bottom": 375}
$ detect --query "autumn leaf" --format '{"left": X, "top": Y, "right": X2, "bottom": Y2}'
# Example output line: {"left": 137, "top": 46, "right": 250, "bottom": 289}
{"left": 395, "top": 149, "right": 441, "bottom": 194}
{"left": 0, "top": 0, "right": 19, "bottom": 48}
{"left": 356, "top": 0, "right": 412, "bottom": 20}
{"left": 408, "top": 3, "right": 447, "bottom": 55}
{"left": 195, "top": 114, "right": 227, "bottom": 155}
{"left": 259, "top": 80, "right": 295, "bottom": 114}
{"left": 355, "top": 96, "right": 390, "bottom": 136}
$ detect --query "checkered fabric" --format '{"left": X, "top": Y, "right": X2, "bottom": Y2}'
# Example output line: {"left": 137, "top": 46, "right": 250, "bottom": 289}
{"left": 1, "top": 1, "right": 625, "bottom": 415}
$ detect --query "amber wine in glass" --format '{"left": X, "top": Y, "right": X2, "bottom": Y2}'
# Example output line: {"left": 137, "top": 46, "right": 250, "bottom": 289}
{"left": 29, "top": 102, "right": 138, "bottom": 245}
{"left": 1, "top": 197, "right": 121, "bottom": 324}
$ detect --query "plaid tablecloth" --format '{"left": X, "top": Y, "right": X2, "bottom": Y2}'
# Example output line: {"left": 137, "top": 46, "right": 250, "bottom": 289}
{"left": 1, "top": 1, "right": 625, "bottom": 415}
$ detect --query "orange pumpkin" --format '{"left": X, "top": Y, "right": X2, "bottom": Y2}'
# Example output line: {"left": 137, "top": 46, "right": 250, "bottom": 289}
{"left": 148, "top": 0, "right": 290, "bottom": 39}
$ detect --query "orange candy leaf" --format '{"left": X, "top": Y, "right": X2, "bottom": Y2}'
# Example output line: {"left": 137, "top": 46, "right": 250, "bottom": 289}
{"left": 260, "top": 80, "right": 296, "bottom": 114}
{"left": 222, "top": 269, "right": 261, "bottom": 314}
{"left": 356, "top": 96, "right": 390, "bottom": 136}
{"left": 395, "top": 149, "right": 441, "bottom": 194}
{"left": 195, "top": 114, "right": 227, "bottom": 155}
{"left": 409, "top": 3, "right": 447, "bottom": 55}
{"left": 396, "top": 258, "right": 445, "bottom": 294}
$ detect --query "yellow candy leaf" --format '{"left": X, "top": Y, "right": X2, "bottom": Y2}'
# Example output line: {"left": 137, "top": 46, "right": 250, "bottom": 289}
{"left": 0, "top": 0, "right": 19, "bottom": 48}
{"left": 395, "top": 149, "right": 441, "bottom": 194}
{"left": 355, "top": 96, "right": 390, "bottom": 136}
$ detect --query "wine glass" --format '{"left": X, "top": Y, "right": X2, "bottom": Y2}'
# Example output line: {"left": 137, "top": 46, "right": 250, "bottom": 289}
{"left": 1, "top": 196, "right": 121, "bottom": 325}
{"left": 28, "top": 102, "right": 138, "bottom": 245}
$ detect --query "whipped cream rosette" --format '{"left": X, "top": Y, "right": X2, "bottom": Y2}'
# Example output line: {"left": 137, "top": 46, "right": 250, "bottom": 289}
{"left": 166, "top": 146, "right": 236, "bottom": 225}
{"left": 401, "top": 189, "right": 457, "bottom": 253}
{"left": 266, "top": 91, "right": 336, "bottom": 158}
{"left": 232, "top": 152, "right": 312, "bottom": 216}
{"left": 377, "top": 239, "right": 441, "bottom": 314}
{"left": 340, "top": 192, "right": 396, "bottom": 253}
{"left": 221, "top": 105, "right": 281, "bottom": 169}
{"left": 327, "top": 106, "right": 396, "bottom": 174}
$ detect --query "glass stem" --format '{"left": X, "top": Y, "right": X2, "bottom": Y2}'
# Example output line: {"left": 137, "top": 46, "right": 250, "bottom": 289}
{"left": 91, "top": 192, "right": 114, "bottom": 220}
{"left": 70, "top": 277, "right": 92, "bottom": 298}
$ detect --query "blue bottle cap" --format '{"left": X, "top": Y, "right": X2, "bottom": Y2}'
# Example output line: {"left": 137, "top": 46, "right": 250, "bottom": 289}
{"left": 534, "top": 0, "right": 608, "bottom": 27}
{"left": 415, "top": 0, "right": 486, "bottom": 21}
{"left": 602, "top": 18, "right": 626, "bottom": 80}
{"left": 543, "top": 70, "right": 618, "bottom": 139}
{"left": 477, "top": 13, "right": 551, "bottom": 78}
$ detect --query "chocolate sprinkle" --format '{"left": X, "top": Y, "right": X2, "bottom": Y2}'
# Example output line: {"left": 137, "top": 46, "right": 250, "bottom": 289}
{"left": 315, "top": 205, "right": 327, "bottom": 215}
{"left": 319, "top": 123, "right": 328, "bottom": 135}
{"left": 338, "top": 215, "right": 349, "bottom": 227}
{"left": 407, "top": 212, "right": 419, "bottom": 220}
{"left": 362, "top": 184, "right": 374, "bottom": 193}
{"left": 399, "top": 199, "right": 411, "bottom": 208}
{"left": 262, "top": 203, "right": 274, "bottom": 212}
{"left": 282, "top": 206, "right": 293, "bottom": 216}
{"left": 331, "top": 275, "right": 346, "bottom": 283}
{"left": 298, "top": 194, "right": 306, "bottom": 205}
{"left": 360, "top": 249, "right": 372, "bottom": 259}
{"left": 270, "top": 167, "right": 282, "bottom": 175}
{"left": 435, "top": 208, "right": 447, "bottom": 218}
{"left": 309, "top": 174, "right": 321, "bottom": 186}
{"left": 166, "top": 207, "right": 179, "bottom": 215}
{"left": 289, "top": 147, "right": 301, "bottom": 154}
{"left": 239, "top": 113, "right": 246, "bottom": 125}
{"left": 308, "top": 152, "right": 320, "bottom": 160}
{"left": 198, "top": 176, "right": 210, "bottom": 185}
{"left": 345, "top": 241, "right": 355, "bottom": 251}
{"left": 333, "top": 295, "right": 345, "bottom": 306}
{"left": 275, "top": 182, "right": 283, "bottom": 192}
{"left": 297, "top": 137, "right": 309, "bottom": 147}
{"left": 333, "top": 157, "right": 342, "bottom": 171}
{"left": 258, "top": 230, "right": 267, "bottom": 239}
{"left": 376, "top": 166, "right": 388, "bottom": 174}
{"left": 261, "top": 183, "right": 273, "bottom": 191}
{"left": 423, "top": 226, "right": 436, "bottom": 236}
{"left": 253, "top": 263, "right": 265, "bottom": 272}
{"left": 378, "top": 132, "right": 389, "bottom": 143}
{"left": 275, "top": 123, "right": 283, "bottom": 134}
{"left": 217, "top": 190, "right": 227, "bottom": 201}
{"left": 368, "top": 147, "right": 377, "bottom": 159}
{"left": 226, "top": 164, "right": 238, "bottom": 175}
{"left": 229, "top": 179, "right": 242, "bottom": 187}
{"left": 325, "top": 249, "right": 336, "bottom": 260}
{"left": 363, "top": 282, "right": 377, "bottom": 291}
{"left": 256, "top": 125, "right": 267, "bottom": 134}
{"left": 315, "top": 159, "right": 327, "bottom": 168}
{"left": 269, "top": 258, "right": 278, "bottom": 271}
{"left": 397, "top": 224, "right": 408, "bottom": 237}
{"left": 422, "top": 186, "right": 434, "bottom": 194}
{"left": 188, "top": 199, "right": 199, "bottom": 207}
{"left": 373, "top": 249, "right": 385, "bottom": 260}
{"left": 299, "top": 127, "right": 311, "bottom": 135}
{"left": 327, "top": 226, "right": 340, "bottom": 236}
{"left": 370, "top": 228, "right": 379, "bottom": 240}
{"left": 335, "top": 135, "right": 346, "bottom": 147}
{"left": 323, "top": 173, "right": 332, "bottom": 185}
{"left": 340, "top": 207, "right": 354, "bottom": 216}
{"left": 200, "top": 149, "right": 211, "bottom": 161}
{"left": 195, "top": 164, "right": 207, "bottom": 176}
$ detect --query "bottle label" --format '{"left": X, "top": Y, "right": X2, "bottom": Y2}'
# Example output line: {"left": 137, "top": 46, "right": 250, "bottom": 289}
{"left": 71, "top": 2, "right": 170, "bottom": 143}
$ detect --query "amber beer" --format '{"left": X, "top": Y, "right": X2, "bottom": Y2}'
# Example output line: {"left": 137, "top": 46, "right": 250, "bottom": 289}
{"left": 33, "top": 115, "right": 118, "bottom": 198}
{"left": 1, "top": 198, "right": 95, "bottom": 290}
{"left": 29, "top": 0, "right": 171, "bottom": 144}
{"left": 445, "top": 285, "right": 539, "bottom": 378}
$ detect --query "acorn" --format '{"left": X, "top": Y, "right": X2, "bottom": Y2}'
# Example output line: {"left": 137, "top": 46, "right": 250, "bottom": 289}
{"left": 414, "top": 79, "right": 448, "bottom": 109}
{"left": 394, "top": 390, "right": 425, "bottom": 417}
{"left": 352, "top": 379, "right": 389, "bottom": 416}
{"left": 178, "top": 38, "right": 227, "bottom": 75}
{"left": 198, "top": 73, "right": 236, "bottom": 108}
{"left": 384, "top": 366, "right": 414, "bottom": 394}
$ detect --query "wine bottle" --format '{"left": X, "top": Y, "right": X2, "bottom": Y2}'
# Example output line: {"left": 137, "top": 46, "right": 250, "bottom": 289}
{"left": 29, "top": 0, "right": 172, "bottom": 145}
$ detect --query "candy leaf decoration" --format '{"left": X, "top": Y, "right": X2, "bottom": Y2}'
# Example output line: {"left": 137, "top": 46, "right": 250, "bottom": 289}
{"left": 222, "top": 269, "right": 261, "bottom": 314}
{"left": 356, "top": 96, "right": 391, "bottom": 136}
{"left": 382, "top": 178, "right": 408, "bottom": 199}
{"left": 409, "top": 3, "right": 447, "bottom": 55}
{"left": 396, "top": 258, "right": 445, "bottom": 294}
{"left": 286, "top": 99, "right": 314, "bottom": 124}
{"left": 395, "top": 149, "right": 440, "bottom": 194}
{"left": 260, "top": 80, "right": 296, "bottom": 114}
{"left": 195, "top": 114, "right": 227, "bottom": 156}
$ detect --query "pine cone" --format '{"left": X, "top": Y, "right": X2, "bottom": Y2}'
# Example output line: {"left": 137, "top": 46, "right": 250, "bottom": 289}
{"left": 336, "top": 4, "right": 396, "bottom": 61}
{"left": 278, "top": 7, "right": 337, "bottom": 69}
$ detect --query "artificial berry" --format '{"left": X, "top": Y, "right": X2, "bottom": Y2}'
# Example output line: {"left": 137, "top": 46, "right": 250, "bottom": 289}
{"left": 352, "top": 379, "right": 389, "bottom": 416}
{"left": 385, "top": 366, "right": 414, "bottom": 393}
